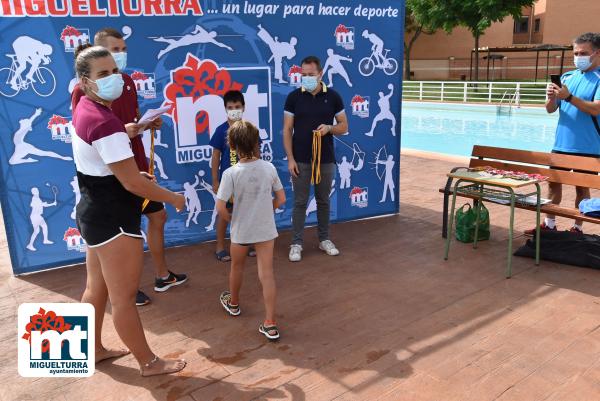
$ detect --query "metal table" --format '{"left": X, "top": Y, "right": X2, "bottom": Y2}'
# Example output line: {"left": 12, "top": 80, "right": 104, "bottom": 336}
{"left": 444, "top": 170, "right": 542, "bottom": 278}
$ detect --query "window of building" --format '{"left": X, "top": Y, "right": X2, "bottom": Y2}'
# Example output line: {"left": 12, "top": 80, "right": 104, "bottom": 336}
{"left": 534, "top": 18, "right": 541, "bottom": 32}
{"left": 514, "top": 16, "right": 529, "bottom": 33}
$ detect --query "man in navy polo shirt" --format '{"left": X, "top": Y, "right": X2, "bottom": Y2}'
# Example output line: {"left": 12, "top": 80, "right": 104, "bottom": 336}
{"left": 527, "top": 32, "right": 600, "bottom": 235}
{"left": 283, "top": 56, "right": 348, "bottom": 262}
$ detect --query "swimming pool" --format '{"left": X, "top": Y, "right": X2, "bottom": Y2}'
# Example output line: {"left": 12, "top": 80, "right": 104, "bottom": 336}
{"left": 401, "top": 102, "right": 559, "bottom": 157}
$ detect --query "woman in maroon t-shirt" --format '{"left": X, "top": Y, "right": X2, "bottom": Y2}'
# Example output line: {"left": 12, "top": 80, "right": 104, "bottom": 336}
{"left": 72, "top": 44, "right": 186, "bottom": 377}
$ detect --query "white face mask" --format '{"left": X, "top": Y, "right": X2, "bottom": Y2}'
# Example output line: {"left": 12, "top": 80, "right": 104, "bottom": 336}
{"left": 227, "top": 109, "right": 243, "bottom": 121}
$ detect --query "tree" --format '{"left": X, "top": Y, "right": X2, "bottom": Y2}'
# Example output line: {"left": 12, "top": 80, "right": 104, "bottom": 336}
{"left": 404, "top": 2, "right": 435, "bottom": 80}
{"left": 409, "top": 0, "right": 534, "bottom": 81}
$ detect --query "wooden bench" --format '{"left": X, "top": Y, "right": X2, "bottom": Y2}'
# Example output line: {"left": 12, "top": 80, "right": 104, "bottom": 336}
{"left": 440, "top": 145, "right": 600, "bottom": 238}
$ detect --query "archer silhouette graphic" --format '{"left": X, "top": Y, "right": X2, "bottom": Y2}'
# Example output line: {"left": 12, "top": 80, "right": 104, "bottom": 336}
{"left": 338, "top": 156, "right": 354, "bottom": 190}
{"left": 334, "top": 138, "right": 364, "bottom": 190}
{"left": 371, "top": 147, "right": 395, "bottom": 203}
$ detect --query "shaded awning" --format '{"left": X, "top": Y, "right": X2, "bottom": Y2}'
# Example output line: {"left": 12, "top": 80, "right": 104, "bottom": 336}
{"left": 470, "top": 44, "right": 573, "bottom": 81}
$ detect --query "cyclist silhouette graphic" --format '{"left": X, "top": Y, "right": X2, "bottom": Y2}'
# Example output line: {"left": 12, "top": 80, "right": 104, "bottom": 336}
{"left": 0, "top": 36, "right": 56, "bottom": 97}
{"left": 359, "top": 30, "right": 398, "bottom": 77}
{"left": 362, "top": 30, "right": 384, "bottom": 65}
{"left": 10, "top": 36, "right": 52, "bottom": 90}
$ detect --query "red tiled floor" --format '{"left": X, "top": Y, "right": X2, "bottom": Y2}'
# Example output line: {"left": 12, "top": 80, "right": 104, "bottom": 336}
{"left": 0, "top": 151, "right": 598, "bottom": 401}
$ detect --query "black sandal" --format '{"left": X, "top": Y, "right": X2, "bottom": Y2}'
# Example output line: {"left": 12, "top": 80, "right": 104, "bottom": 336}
{"left": 259, "top": 323, "right": 280, "bottom": 340}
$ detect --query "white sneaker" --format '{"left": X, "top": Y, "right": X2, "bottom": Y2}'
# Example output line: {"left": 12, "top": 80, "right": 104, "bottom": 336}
{"left": 319, "top": 240, "right": 340, "bottom": 256}
{"left": 289, "top": 244, "right": 303, "bottom": 262}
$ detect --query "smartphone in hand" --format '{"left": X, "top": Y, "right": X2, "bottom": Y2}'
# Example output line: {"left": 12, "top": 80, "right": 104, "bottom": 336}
{"left": 550, "top": 74, "right": 562, "bottom": 88}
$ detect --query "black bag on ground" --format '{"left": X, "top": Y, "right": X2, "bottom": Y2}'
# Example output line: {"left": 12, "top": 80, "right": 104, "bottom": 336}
{"left": 514, "top": 230, "right": 600, "bottom": 270}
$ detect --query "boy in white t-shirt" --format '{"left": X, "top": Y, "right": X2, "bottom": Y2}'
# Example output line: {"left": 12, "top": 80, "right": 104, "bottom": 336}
{"left": 216, "top": 121, "right": 286, "bottom": 340}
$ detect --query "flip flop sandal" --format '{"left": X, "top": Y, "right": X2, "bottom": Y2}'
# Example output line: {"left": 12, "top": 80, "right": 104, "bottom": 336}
{"left": 215, "top": 250, "right": 231, "bottom": 262}
{"left": 248, "top": 247, "right": 257, "bottom": 257}
{"left": 259, "top": 323, "right": 280, "bottom": 341}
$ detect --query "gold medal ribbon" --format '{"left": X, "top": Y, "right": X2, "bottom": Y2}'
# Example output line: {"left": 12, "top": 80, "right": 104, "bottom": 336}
{"left": 311, "top": 130, "right": 322, "bottom": 185}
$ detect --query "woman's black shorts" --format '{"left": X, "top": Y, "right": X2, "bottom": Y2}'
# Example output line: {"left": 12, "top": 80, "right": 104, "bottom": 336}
{"left": 76, "top": 173, "right": 144, "bottom": 247}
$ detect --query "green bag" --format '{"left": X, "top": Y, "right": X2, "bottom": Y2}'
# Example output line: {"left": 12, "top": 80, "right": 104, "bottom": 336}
{"left": 454, "top": 202, "right": 490, "bottom": 243}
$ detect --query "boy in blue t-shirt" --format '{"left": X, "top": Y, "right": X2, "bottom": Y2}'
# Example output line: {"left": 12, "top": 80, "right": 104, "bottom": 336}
{"left": 210, "top": 90, "right": 257, "bottom": 261}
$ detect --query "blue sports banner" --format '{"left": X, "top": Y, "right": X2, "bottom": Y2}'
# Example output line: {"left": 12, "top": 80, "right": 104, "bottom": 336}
{"left": 0, "top": 0, "right": 404, "bottom": 274}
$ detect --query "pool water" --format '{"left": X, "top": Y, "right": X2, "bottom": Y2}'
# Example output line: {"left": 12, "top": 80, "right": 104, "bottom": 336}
{"left": 401, "top": 102, "right": 559, "bottom": 157}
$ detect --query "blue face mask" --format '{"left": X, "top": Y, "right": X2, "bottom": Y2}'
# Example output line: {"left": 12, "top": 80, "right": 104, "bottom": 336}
{"left": 89, "top": 73, "right": 124, "bottom": 101}
{"left": 574, "top": 55, "right": 593, "bottom": 71}
{"left": 302, "top": 76, "right": 319, "bottom": 92}
{"left": 111, "top": 52, "right": 127, "bottom": 71}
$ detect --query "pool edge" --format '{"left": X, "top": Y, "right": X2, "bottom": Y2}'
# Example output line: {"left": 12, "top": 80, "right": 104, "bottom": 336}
{"left": 401, "top": 148, "right": 470, "bottom": 163}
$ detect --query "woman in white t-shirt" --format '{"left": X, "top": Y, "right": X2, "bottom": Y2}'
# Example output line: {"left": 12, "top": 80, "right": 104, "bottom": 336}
{"left": 216, "top": 121, "right": 286, "bottom": 340}
{"left": 72, "top": 44, "right": 186, "bottom": 376}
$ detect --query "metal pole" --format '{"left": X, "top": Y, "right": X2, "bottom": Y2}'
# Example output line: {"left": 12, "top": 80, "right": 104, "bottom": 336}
{"left": 444, "top": 180, "right": 462, "bottom": 260}
{"left": 473, "top": 195, "right": 482, "bottom": 249}
{"left": 507, "top": 189, "right": 516, "bottom": 279}
{"left": 486, "top": 50, "right": 491, "bottom": 81}
{"left": 535, "top": 50, "right": 540, "bottom": 82}
{"left": 535, "top": 183, "right": 541, "bottom": 266}
{"left": 559, "top": 49, "right": 565, "bottom": 76}
{"left": 469, "top": 50, "right": 473, "bottom": 81}
{"left": 546, "top": 50, "right": 550, "bottom": 81}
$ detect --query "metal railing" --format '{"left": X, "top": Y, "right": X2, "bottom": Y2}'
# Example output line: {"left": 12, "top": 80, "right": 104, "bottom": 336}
{"left": 402, "top": 81, "right": 548, "bottom": 105}
{"left": 497, "top": 90, "right": 521, "bottom": 115}
{"left": 497, "top": 91, "right": 513, "bottom": 115}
